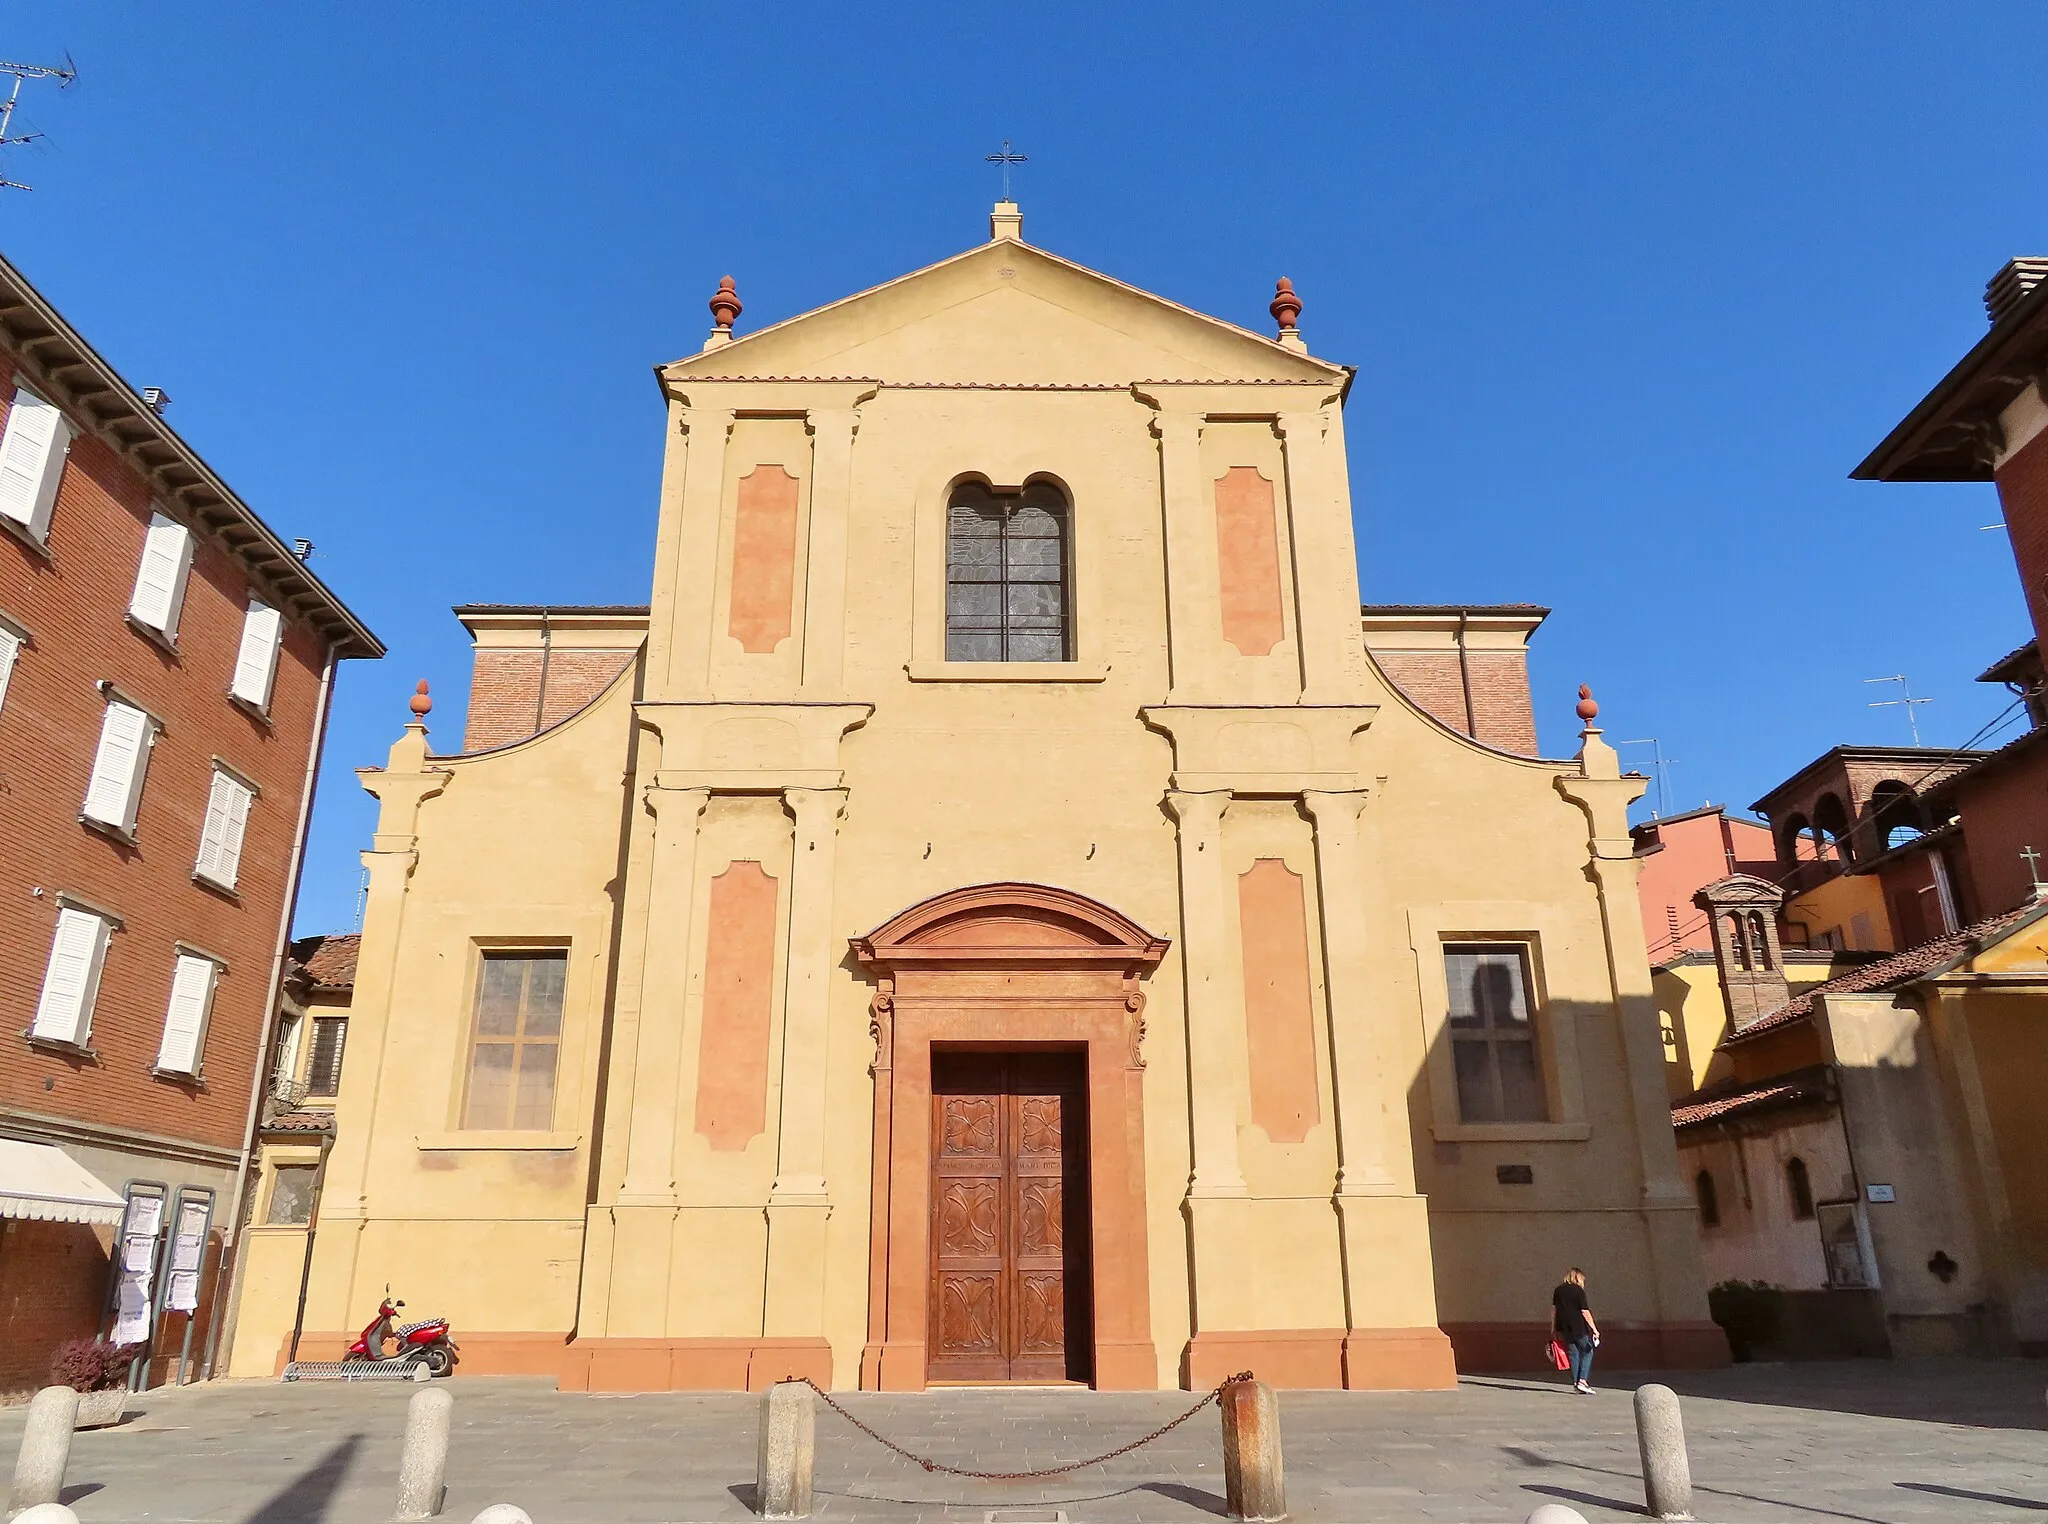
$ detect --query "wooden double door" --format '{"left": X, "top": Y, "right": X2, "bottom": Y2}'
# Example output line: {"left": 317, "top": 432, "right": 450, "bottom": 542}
{"left": 927, "top": 1051, "right": 1093, "bottom": 1383}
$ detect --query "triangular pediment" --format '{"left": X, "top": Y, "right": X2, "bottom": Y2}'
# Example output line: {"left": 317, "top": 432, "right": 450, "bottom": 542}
{"left": 664, "top": 234, "right": 1343, "bottom": 388}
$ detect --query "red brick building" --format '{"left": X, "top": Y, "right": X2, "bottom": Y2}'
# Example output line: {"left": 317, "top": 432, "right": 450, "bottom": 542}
{"left": 0, "top": 251, "right": 380, "bottom": 1393}
{"left": 1847, "top": 256, "right": 2048, "bottom": 942}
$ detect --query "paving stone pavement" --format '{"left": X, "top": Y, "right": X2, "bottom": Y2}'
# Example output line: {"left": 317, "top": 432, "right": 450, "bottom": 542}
{"left": 1, "top": 1360, "right": 2042, "bottom": 1524}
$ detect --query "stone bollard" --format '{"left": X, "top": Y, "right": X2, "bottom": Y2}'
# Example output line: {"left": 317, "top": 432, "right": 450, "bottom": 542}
{"left": 1633, "top": 1383, "right": 1693, "bottom": 1521}
{"left": 470, "top": 1509, "right": 531, "bottom": 1524}
{"left": 754, "top": 1380, "right": 815, "bottom": 1519}
{"left": 12, "top": 1507, "right": 82, "bottom": 1524}
{"left": 1525, "top": 1507, "right": 1591, "bottom": 1524}
{"left": 1220, "top": 1379, "right": 1285, "bottom": 1522}
{"left": 394, "top": 1386, "right": 454, "bottom": 1522}
{"left": 9, "top": 1386, "right": 80, "bottom": 1518}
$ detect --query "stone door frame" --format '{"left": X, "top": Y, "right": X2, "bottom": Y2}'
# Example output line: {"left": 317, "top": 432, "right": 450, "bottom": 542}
{"left": 851, "top": 882, "right": 1168, "bottom": 1390}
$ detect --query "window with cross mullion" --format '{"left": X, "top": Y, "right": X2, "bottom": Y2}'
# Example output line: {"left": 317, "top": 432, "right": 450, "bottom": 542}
{"left": 945, "top": 480, "right": 1071, "bottom": 662}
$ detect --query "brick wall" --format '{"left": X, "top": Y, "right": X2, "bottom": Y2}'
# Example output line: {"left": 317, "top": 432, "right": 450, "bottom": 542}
{"left": 464, "top": 647, "right": 636, "bottom": 751}
{"left": 0, "top": 1218, "right": 111, "bottom": 1394}
{"left": 1372, "top": 648, "right": 1538, "bottom": 754}
{"left": 1955, "top": 744, "right": 2048, "bottom": 919}
{"left": 0, "top": 362, "right": 327, "bottom": 1153}
{"left": 1997, "top": 428, "right": 2048, "bottom": 653}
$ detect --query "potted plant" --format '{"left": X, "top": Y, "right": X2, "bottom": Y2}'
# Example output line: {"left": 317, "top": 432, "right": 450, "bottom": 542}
{"left": 50, "top": 1340, "right": 143, "bottom": 1427}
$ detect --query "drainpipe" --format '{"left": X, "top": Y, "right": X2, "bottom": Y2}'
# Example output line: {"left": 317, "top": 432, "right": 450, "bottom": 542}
{"left": 533, "top": 607, "right": 554, "bottom": 735}
{"left": 200, "top": 641, "right": 339, "bottom": 1380}
{"left": 1455, "top": 609, "right": 1477, "bottom": 738}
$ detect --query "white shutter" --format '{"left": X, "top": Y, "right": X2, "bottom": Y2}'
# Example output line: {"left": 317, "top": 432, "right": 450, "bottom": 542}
{"left": 156, "top": 953, "right": 217, "bottom": 1074}
{"left": 231, "top": 601, "right": 283, "bottom": 709}
{"left": 0, "top": 387, "right": 72, "bottom": 539}
{"left": 194, "top": 768, "right": 254, "bottom": 889}
{"left": 0, "top": 623, "right": 20, "bottom": 716}
{"left": 82, "top": 701, "right": 154, "bottom": 833}
{"left": 128, "top": 512, "right": 194, "bottom": 637}
{"left": 32, "top": 907, "right": 111, "bottom": 1045}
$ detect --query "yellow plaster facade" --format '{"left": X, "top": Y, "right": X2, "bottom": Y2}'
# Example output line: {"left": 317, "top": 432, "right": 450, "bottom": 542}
{"left": 241, "top": 206, "right": 1722, "bottom": 1389}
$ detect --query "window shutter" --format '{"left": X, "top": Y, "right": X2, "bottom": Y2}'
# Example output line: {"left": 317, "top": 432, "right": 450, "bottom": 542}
{"left": 308, "top": 1016, "right": 348, "bottom": 1095}
{"left": 128, "top": 512, "right": 194, "bottom": 637}
{"left": 0, "top": 623, "right": 20, "bottom": 716}
{"left": 32, "top": 907, "right": 111, "bottom": 1045}
{"left": 83, "top": 701, "right": 154, "bottom": 833}
{"left": 195, "top": 769, "right": 254, "bottom": 888}
{"left": 231, "top": 601, "right": 283, "bottom": 709}
{"left": 156, "top": 953, "right": 217, "bottom": 1074}
{"left": 0, "top": 388, "right": 72, "bottom": 539}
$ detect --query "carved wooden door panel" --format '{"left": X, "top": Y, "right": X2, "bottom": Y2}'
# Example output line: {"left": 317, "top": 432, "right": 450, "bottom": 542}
{"left": 929, "top": 1052, "right": 1090, "bottom": 1382}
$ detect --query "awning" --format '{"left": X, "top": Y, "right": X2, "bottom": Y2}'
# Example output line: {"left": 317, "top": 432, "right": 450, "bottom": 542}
{"left": 0, "top": 1138, "right": 126, "bottom": 1226}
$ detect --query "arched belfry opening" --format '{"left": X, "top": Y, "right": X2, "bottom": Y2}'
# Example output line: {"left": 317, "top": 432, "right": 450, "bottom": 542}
{"left": 850, "top": 883, "right": 1168, "bottom": 1391}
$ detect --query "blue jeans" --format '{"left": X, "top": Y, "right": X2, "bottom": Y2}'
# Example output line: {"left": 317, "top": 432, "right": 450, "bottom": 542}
{"left": 1566, "top": 1335, "right": 1596, "bottom": 1385}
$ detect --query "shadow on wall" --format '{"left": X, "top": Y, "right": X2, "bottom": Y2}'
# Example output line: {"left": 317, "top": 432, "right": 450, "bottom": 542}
{"left": 1402, "top": 984, "right": 1720, "bottom": 1374}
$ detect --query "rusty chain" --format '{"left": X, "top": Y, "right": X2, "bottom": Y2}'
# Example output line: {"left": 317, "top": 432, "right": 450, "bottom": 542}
{"left": 787, "top": 1370, "right": 1256, "bottom": 1481}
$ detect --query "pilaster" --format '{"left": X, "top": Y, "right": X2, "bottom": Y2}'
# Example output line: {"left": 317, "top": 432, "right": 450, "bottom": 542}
{"left": 1275, "top": 409, "right": 1366, "bottom": 704}
{"left": 799, "top": 408, "right": 860, "bottom": 698}
{"left": 763, "top": 786, "right": 848, "bottom": 1340}
{"left": 1300, "top": 789, "right": 1397, "bottom": 1195}
{"left": 608, "top": 783, "right": 710, "bottom": 1334}
{"left": 1164, "top": 788, "right": 1254, "bottom": 1336}
{"left": 1152, "top": 410, "right": 1224, "bottom": 702}
{"left": 1557, "top": 718, "right": 1697, "bottom": 1323}
{"left": 662, "top": 406, "right": 734, "bottom": 698}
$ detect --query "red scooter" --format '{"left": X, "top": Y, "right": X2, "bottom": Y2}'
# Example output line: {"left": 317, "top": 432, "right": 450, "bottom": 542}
{"left": 345, "top": 1294, "right": 458, "bottom": 1377}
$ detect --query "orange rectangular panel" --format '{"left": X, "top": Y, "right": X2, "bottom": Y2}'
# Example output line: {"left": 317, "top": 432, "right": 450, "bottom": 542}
{"left": 695, "top": 861, "right": 780, "bottom": 1150}
{"left": 1237, "top": 857, "right": 1321, "bottom": 1143}
{"left": 727, "top": 465, "right": 801, "bottom": 653}
{"left": 1213, "top": 466, "right": 1285, "bottom": 656}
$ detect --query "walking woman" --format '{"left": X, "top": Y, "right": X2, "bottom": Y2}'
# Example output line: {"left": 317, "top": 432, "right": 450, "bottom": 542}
{"left": 1552, "top": 1268, "right": 1601, "bottom": 1393}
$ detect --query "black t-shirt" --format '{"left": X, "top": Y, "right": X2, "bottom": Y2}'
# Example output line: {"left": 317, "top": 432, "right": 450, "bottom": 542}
{"left": 1552, "top": 1281, "right": 1592, "bottom": 1339}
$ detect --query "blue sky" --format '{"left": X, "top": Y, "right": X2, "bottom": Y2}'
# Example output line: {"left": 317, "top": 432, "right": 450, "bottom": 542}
{"left": 2, "top": 6, "right": 2041, "bottom": 934}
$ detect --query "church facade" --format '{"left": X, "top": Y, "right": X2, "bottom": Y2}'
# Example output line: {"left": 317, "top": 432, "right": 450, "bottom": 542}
{"left": 242, "top": 204, "right": 1723, "bottom": 1389}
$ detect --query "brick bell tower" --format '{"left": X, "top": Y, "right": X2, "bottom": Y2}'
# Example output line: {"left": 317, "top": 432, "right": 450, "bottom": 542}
{"left": 1694, "top": 874, "right": 1792, "bottom": 1031}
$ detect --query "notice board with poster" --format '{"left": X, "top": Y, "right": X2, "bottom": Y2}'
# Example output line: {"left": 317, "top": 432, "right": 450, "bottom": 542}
{"left": 110, "top": 1184, "right": 168, "bottom": 1347}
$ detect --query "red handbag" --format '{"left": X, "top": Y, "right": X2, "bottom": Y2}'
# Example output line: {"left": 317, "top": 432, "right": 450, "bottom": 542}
{"left": 1547, "top": 1337, "right": 1570, "bottom": 1371}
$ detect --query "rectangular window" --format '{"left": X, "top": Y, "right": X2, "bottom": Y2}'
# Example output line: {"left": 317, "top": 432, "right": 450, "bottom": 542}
{"left": 0, "top": 618, "right": 21, "bottom": 717}
{"left": 32, "top": 906, "right": 113, "bottom": 1047}
{"left": 230, "top": 600, "right": 284, "bottom": 711}
{"left": 194, "top": 767, "right": 255, "bottom": 889}
{"left": 155, "top": 952, "right": 219, "bottom": 1075}
{"left": 128, "top": 511, "right": 195, "bottom": 638}
{"left": 1444, "top": 942, "right": 1548, "bottom": 1123}
{"left": 462, "top": 951, "right": 566, "bottom": 1130}
{"left": 265, "top": 1165, "right": 317, "bottom": 1226}
{"left": 82, "top": 699, "right": 156, "bottom": 835}
{"left": 944, "top": 483, "right": 1071, "bottom": 662}
{"left": 306, "top": 1015, "right": 348, "bottom": 1097}
{"left": 0, "top": 386, "right": 73, "bottom": 541}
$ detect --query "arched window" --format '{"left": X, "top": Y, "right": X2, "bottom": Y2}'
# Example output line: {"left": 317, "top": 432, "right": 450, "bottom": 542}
{"left": 945, "top": 479, "right": 1071, "bottom": 662}
{"left": 1779, "top": 814, "right": 1813, "bottom": 866}
{"left": 1786, "top": 1156, "right": 1814, "bottom": 1220}
{"left": 1696, "top": 1168, "right": 1720, "bottom": 1227}
{"left": 1747, "top": 911, "right": 1774, "bottom": 971}
{"left": 1726, "top": 913, "right": 1752, "bottom": 970}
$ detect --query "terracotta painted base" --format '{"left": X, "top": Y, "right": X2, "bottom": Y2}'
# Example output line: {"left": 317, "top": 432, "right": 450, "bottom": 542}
{"left": 1185, "top": 1327, "right": 1457, "bottom": 1391}
{"left": 277, "top": 1332, "right": 833, "bottom": 1391}
{"left": 1442, "top": 1320, "right": 1731, "bottom": 1373}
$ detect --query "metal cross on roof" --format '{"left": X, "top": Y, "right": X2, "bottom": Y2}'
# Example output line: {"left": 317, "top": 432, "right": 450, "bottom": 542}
{"left": 985, "top": 140, "right": 1028, "bottom": 200}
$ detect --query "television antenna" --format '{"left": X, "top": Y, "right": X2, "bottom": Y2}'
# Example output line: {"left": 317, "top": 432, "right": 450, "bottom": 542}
{"left": 1619, "top": 737, "right": 1678, "bottom": 818}
{"left": 1865, "top": 674, "right": 1933, "bottom": 746}
{"left": 0, "top": 55, "right": 77, "bottom": 193}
